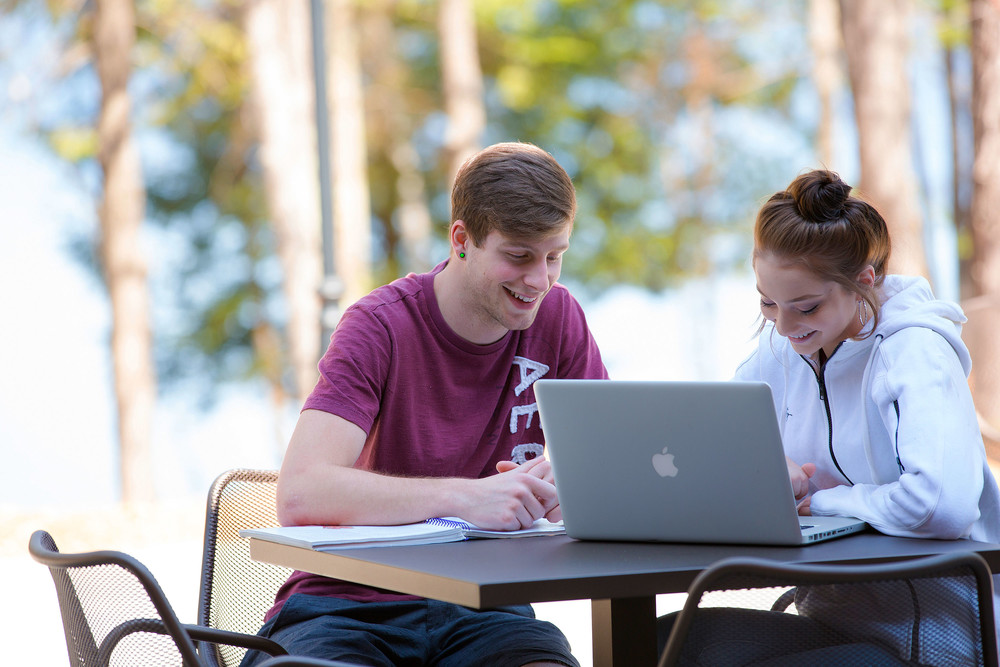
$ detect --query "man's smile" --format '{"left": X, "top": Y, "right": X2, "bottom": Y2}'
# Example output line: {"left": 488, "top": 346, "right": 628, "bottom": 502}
{"left": 504, "top": 286, "right": 538, "bottom": 304}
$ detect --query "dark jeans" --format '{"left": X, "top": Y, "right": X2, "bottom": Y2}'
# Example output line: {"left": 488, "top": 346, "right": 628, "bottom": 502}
{"left": 241, "top": 594, "right": 580, "bottom": 667}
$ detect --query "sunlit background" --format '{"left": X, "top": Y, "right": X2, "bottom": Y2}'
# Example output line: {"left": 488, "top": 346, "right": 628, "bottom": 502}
{"left": 2, "top": 1, "right": 997, "bottom": 665}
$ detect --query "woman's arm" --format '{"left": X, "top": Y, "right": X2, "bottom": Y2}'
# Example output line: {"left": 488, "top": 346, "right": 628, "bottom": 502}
{"left": 810, "top": 329, "right": 984, "bottom": 538}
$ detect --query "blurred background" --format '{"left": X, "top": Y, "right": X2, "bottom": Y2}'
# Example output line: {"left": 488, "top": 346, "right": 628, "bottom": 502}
{"left": 2, "top": 0, "right": 999, "bottom": 665}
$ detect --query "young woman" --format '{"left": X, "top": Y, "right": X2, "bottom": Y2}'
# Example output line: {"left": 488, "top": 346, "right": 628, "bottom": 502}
{"left": 660, "top": 169, "right": 1000, "bottom": 666}
{"left": 738, "top": 169, "right": 999, "bottom": 546}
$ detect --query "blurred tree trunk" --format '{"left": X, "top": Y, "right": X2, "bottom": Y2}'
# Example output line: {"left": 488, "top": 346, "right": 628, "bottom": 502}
{"left": 327, "top": 0, "right": 372, "bottom": 307}
{"left": 244, "top": 0, "right": 322, "bottom": 405}
{"left": 392, "top": 143, "right": 434, "bottom": 273}
{"left": 439, "top": 0, "right": 485, "bottom": 189}
{"left": 810, "top": 0, "right": 842, "bottom": 167}
{"left": 966, "top": 0, "right": 1000, "bottom": 452}
{"left": 363, "top": 2, "right": 433, "bottom": 274}
{"left": 93, "top": 0, "right": 156, "bottom": 505}
{"left": 945, "top": 44, "right": 973, "bottom": 291}
{"left": 840, "top": 0, "right": 928, "bottom": 279}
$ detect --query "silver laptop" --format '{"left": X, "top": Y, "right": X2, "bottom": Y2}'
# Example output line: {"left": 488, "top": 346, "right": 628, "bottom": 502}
{"left": 534, "top": 379, "right": 867, "bottom": 546}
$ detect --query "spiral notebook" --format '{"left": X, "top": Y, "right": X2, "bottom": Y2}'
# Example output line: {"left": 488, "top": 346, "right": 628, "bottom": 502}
{"left": 240, "top": 517, "right": 564, "bottom": 551}
{"left": 534, "top": 379, "right": 867, "bottom": 546}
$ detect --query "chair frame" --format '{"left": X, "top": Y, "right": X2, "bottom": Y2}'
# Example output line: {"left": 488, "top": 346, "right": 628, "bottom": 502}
{"left": 198, "top": 468, "right": 294, "bottom": 667}
{"left": 29, "top": 529, "right": 289, "bottom": 667}
{"left": 658, "top": 551, "right": 999, "bottom": 667}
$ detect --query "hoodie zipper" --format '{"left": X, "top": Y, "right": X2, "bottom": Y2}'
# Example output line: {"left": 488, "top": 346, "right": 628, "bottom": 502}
{"left": 802, "top": 343, "right": 853, "bottom": 485}
{"left": 894, "top": 400, "right": 905, "bottom": 473}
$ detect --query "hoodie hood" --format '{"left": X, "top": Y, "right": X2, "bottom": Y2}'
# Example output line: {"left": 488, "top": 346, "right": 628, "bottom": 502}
{"left": 873, "top": 275, "right": 971, "bottom": 375}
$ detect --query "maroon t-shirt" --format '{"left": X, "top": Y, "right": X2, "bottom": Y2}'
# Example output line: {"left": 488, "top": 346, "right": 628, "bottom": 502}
{"left": 266, "top": 262, "right": 608, "bottom": 619}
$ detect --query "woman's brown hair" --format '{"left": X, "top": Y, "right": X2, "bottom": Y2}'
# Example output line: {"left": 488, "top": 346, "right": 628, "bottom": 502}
{"left": 754, "top": 169, "right": 891, "bottom": 334}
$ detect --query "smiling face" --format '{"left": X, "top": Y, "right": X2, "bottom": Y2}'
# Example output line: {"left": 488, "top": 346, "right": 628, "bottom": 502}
{"left": 456, "top": 223, "right": 571, "bottom": 344}
{"left": 754, "top": 253, "right": 867, "bottom": 360}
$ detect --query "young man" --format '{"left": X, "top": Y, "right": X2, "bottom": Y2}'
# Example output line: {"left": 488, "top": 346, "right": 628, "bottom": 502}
{"left": 243, "top": 142, "right": 608, "bottom": 667}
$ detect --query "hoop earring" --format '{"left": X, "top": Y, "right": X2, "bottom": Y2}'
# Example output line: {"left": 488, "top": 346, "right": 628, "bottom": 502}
{"left": 858, "top": 300, "right": 868, "bottom": 326}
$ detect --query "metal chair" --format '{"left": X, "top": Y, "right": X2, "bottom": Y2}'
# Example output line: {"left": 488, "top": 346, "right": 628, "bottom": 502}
{"left": 28, "top": 529, "right": 348, "bottom": 667}
{"left": 198, "top": 469, "right": 294, "bottom": 667}
{"left": 658, "top": 551, "right": 999, "bottom": 667}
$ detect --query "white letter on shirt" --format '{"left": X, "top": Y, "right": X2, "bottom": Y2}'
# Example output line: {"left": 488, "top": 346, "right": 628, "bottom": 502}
{"left": 510, "top": 403, "right": 539, "bottom": 434}
{"left": 513, "top": 356, "right": 550, "bottom": 396}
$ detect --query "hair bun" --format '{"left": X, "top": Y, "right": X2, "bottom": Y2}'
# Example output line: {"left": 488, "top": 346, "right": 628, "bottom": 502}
{"left": 789, "top": 170, "right": 851, "bottom": 224}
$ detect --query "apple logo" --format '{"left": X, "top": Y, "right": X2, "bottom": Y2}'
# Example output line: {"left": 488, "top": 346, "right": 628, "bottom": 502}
{"left": 652, "top": 446, "right": 679, "bottom": 478}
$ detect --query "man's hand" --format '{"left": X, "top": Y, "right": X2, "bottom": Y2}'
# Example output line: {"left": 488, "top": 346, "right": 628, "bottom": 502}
{"left": 454, "top": 458, "right": 558, "bottom": 530}
{"left": 786, "top": 456, "right": 816, "bottom": 515}
{"left": 491, "top": 456, "right": 562, "bottom": 523}
{"left": 495, "top": 455, "right": 553, "bottom": 482}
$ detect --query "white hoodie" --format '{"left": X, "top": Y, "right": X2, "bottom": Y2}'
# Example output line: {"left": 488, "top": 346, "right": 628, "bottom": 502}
{"left": 735, "top": 275, "right": 1000, "bottom": 664}
{"left": 735, "top": 274, "right": 1000, "bottom": 542}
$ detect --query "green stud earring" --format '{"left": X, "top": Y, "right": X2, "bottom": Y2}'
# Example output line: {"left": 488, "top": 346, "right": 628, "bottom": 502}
{"left": 459, "top": 252, "right": 466, "bottom": 259}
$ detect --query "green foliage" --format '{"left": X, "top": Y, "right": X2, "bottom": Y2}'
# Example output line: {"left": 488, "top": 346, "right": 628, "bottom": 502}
{"left": 135, "top": 2, "right": 279, "bottom": 397}
{"left": 48, "top": 126, "right": 97, "bottom": 163}
{"left": 16, "top": 0, "right": 828, "bottom": 397}
{"left": 466, "top": 0, "right": 807, "bottom": 294}
{"left": 933, "top": 0, "right": 970, "bottom": 49}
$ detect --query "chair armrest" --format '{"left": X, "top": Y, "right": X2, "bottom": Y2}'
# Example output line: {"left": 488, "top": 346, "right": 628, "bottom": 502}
{"left": 182, "top": 624, "right": 287, "bottom": 656}
{"left": 99, "top": 618, "right": 174, "bottom": 665}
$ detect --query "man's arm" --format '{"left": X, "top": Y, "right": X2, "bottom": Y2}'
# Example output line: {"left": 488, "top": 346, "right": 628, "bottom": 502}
{"left": 277, "top": 409, "right": 560, "bottom": 530}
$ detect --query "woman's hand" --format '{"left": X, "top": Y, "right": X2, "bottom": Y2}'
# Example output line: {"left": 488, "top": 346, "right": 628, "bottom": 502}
{"left": 786, "top": 456, "right": 816, "bottom": 514}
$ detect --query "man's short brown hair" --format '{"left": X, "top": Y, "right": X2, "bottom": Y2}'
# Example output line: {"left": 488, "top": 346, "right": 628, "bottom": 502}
{"left": 451, "top": 142, "right": 577, "bottom": 245}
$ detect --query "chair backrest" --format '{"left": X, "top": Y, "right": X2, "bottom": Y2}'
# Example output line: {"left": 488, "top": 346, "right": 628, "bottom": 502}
{"left": 659, "top": 551, "right": 999, "bottom": 667}
{"left": 198, "top": 469, "right": 293, "bottom": 667}
{"left": 29, "top": 529, "right": 201, "bottom": 667}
